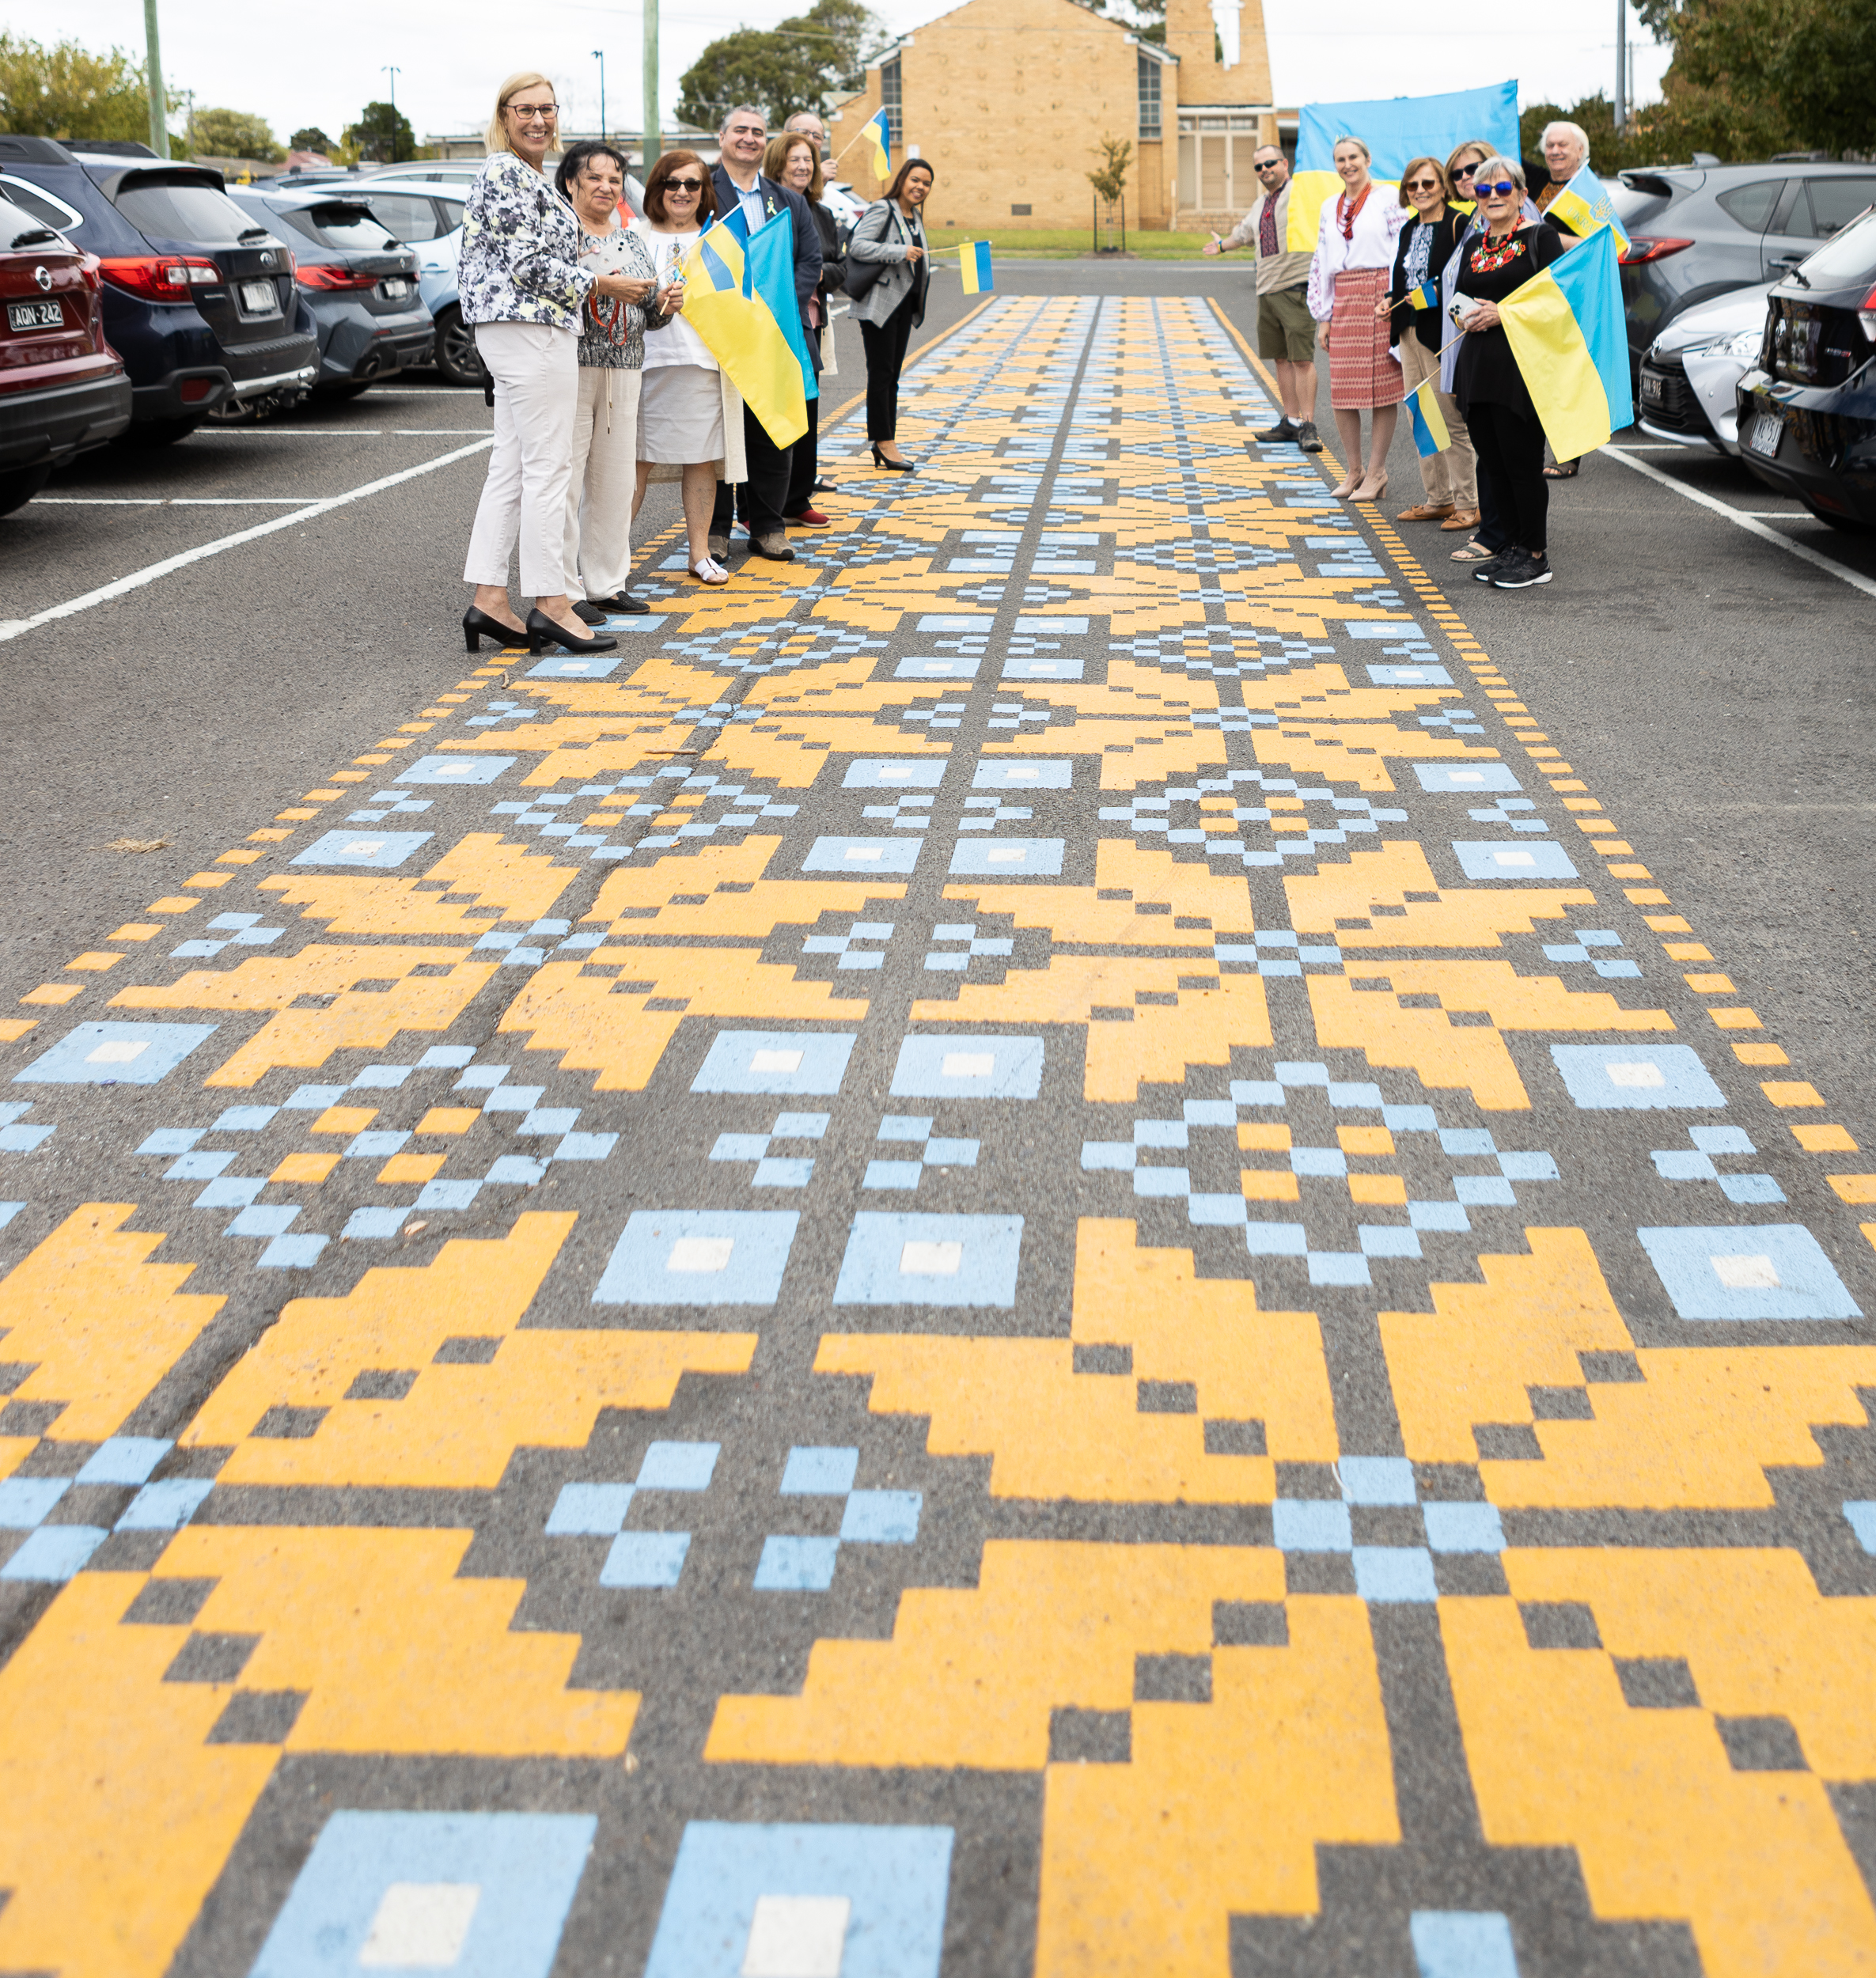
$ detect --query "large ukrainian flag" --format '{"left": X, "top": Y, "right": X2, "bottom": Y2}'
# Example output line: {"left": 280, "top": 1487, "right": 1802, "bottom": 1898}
{"left": 680, "top": 221, "right": 809, "bottom": 448}
{"left": 745, "top": 207, "right": 818, "bottom": 404}
{"left": 1287, "top": 81, "right": 1520, "bottom": 253}
{"left": 1544, "top": 161, "right": 1631, "bottom": 254}
{"left": 1497, "top": 225, "right": 1635, "bottom": 460}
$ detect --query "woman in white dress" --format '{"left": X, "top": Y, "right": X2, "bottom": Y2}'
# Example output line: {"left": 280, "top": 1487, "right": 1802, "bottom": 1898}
{"left": 632, "top": 149, "right": 746, "bottom": 585}
{"left": 554, "top": 140, "right": 681, "bottom": 619}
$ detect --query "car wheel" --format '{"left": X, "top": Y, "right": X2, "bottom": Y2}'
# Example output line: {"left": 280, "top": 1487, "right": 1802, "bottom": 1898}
{"left": 1805, "top": 503, "right": 1871, "bottom": 534}
{"left": 0, "top": 464, "right": 52, "bottom": 517}
{"left": 118, "top": 418, "right": 203, "bottom": 447}
{"left": 432, "top": 305, "right": 485, "bottom": 388}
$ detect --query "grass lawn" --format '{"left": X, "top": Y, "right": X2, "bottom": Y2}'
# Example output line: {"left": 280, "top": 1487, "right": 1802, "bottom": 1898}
{"left": 919, "top": 225, "right": 1214, "bottom": 260}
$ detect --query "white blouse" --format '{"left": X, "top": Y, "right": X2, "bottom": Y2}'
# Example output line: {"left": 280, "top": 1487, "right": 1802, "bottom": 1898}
{"left": 631, "top": 222, "right": 717, "bottom": 372}
{"left": 1307, "top": 190, "right": 1409, "bottom": 320}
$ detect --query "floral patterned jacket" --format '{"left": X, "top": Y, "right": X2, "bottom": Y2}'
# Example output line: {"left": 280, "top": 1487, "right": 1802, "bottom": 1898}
{"left": 457, "top": 149, "right": 593, "bottom": 331}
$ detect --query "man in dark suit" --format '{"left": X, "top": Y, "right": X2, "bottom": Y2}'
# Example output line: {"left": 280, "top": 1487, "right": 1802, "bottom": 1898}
{"left": 710, "top": 104, "right": 823, "bottom": 563}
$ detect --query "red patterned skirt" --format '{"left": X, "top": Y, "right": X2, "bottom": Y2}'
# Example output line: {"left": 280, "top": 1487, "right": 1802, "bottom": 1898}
{"left": 1327, "top": 267, "right": 1404, "bottom": 410}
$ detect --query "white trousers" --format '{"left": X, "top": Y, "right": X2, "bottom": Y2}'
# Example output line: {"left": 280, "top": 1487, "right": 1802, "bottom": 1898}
{"left": 563, "top": 365, "right": 644, "bottom": 601}
{"left": 461, "top": 319, "right": 578, "bottom": 597}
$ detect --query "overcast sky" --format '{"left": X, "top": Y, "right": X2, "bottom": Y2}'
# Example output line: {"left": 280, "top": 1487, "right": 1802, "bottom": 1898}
{"left": 25, "top": 0, "right": 1670, "bottom": 150}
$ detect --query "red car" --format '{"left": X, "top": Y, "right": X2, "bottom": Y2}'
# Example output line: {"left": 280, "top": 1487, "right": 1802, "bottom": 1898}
{"left": 0, "top": 188, "right": 131, "bottom": 514}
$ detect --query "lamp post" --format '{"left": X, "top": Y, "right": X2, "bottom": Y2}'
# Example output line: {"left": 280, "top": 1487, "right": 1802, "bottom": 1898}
{"left": 643, "top": 0, "right": 661, "bottom": 173}
{"left": 593, "top": 50, "right": 606, "bottom": 142}
{"left": 382, "top": 64, "right": 401, "bottom": 164}
{"left": 142, "top": 0, "right": 169, "bottom": 158}
{"left": 1613, "top": 0, "right": 1627, "bottom": 130}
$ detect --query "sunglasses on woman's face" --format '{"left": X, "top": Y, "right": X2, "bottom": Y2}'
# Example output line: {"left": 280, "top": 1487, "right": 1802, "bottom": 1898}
{"left": 1404, "top": 177, "right": 1439, "bottom": 192}
{"left": 1475, "top": 180, "right": 1518, "bottom": 198}
{"left": 665, "top": 177, "right": 703, "bottom": 193}
{"left": 1453, "top": 164, "right": 1479, "bottom": 180}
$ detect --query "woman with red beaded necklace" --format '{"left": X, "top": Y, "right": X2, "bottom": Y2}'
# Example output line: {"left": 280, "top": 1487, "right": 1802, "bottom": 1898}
{"left": 1306, "top": 135, "right": 1408, "bottom": 501}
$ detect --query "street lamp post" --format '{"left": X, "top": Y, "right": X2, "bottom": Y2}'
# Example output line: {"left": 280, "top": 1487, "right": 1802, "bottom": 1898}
{"left": 1613, "top": 0, "right": 1627, "bottom": 130}
{"left": 382, "top": 64, "right": 401, "bottom": 165}
{"left": 593, "top": 50, "right": 606, "bottom": 142}
{"left": 643, "top": 0, "right": 661, "bottom": 173}
{"left": 142, "top": 0, "right": 169, "bottom": 158}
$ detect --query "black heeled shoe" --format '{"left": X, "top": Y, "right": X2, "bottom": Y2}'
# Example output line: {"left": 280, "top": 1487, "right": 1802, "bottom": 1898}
{"left": 870, "top": 443, "right": 915, "bottom": 473}
{"left": 586, "top": 590, "right": 650, "bottom": 616}
{"left": 525, "top": 608, "right": 617, "bottom": 657}
{"left": 462, "top": 605, "right": 528, "bottom": 653}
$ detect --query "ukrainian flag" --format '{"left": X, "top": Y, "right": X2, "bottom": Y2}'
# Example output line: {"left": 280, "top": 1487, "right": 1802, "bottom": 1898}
{"left": 679, "top": 223, "right": 808, "bottom": 449}
{"left": 745, "top": 207, "right": 817, "bottom": 404}
{"left": 1286, "top": 80, "right": 1519, "bottom": 253}
{"left": 1407, "top": 279, "right": 1437, "bottom": 311}
{"left": 960, "top": 241, "right": 993, "bottom": 294}
{"left": 865, "top": 108, "right": 892, "bottom": 181}
{"left": 1405, "top": 378, "right": 1450, "bottom": 457}
{"left": 1497, "top": 225, "right": 1635, "bottom": 460}
{"left": 1544, "top": 161, "right": 1631, "bottom": 255}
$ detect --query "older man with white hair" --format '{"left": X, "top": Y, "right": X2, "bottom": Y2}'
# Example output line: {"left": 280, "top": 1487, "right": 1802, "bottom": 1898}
{"left": 783, "top": 111, "right": 827, "bottom": 153}
{"left": 1534, "top": 119, "right": 1591, "bottom": 477}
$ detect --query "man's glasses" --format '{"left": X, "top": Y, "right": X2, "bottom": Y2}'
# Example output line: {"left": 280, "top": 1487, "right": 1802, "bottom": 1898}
{"left": 1253, "top": 158, "right": 1283, "bottom": 172}
{"left": 1404, "top": 177, "right": 1440, "bottom": 192}
{"left": 1473, "top": 180, "right": 1517, "bottom": 198}
{"left": 665, "top": 177, "right": 703, "bottom": 192}
{"left": 508, "top": 104, "right": 557, "bottom": 122}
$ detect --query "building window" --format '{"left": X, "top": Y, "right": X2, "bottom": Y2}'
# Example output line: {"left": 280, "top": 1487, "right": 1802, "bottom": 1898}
{"left": 880, "top": 57, "right": 902, "bottom": 150}
{"left": 1137, "top": 51, "right": 1162, "bottom": 142}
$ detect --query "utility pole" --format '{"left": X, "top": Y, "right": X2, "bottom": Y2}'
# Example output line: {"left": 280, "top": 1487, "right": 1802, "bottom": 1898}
{"left": 142, "top": 0, "right": 169, "bottom": 157}
{"left": 593, "top": 50, "right": 606, "bottom": 141}
{"left": 184, "top": 88, "right": 195, "bottom": 159}
{"left": 382, "top": 64, "right": 401, "bottom": 164}
{"left": 1613, "top": 0, "right": 1627, "bottom": 130}
{"left": 643, "top": 0, "right": 661, "bottom": 175}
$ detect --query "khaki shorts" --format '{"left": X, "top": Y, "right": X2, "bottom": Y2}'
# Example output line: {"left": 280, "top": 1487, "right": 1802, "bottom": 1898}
{"left": 1257, "top": 283, "right": 1316, "bottom": 365}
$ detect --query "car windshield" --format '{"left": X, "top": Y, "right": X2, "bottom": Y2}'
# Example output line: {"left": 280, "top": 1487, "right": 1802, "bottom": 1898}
{"left": 1797, "top": 208, "right": 1876, "bottom": 287}
{"left": 115, "top": 176, "right": 271, "bottom": 245}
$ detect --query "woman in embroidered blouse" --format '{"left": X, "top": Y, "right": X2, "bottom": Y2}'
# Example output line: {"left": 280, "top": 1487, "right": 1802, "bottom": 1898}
{"left": 553, "top": 139, "right": 679, "bottom": 620}
{"left": 1452, "top": 156, "right": 1564, "bottom": 589}
{"left": 1307, "top": 135, "right": 1408, "bottom": 501}
{"left": 458, "top": 70, "right": 651, "bottom": 656}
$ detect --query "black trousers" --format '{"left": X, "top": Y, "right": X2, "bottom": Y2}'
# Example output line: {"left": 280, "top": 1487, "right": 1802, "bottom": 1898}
{"left": 1466, "top": 398, "right": 1548, "bottom": 555}
{"left": 860, "top": 295, "right": 917, "bottom": 442}
{"left": 712, "top": 402, "right": 793, "bottom": 539}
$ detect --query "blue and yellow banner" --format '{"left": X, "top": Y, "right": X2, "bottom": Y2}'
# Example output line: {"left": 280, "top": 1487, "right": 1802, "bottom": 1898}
{"left": 960, "top": 241, "right": 994, "bottom": 294}
{"left": 1406, "top": 279, "right": 1437, "bottom": 311}
{"left": 1497, "top": 225, "right": 1635, "bottom": 460}
{"left": 1287, "top": 81, "right": 1520, "bottom": 253}
{"left": 679, "top": 222, "right": 809, "bottom": 449}
{"left": 865, "top": 108, "right": 892, "bottom": 180}
{"left": 1544, "top": 161, "right": 1631, "bottom": 254}
{"left": 744, "top": 207, "right": 817, "bottom": 405}
{"left": 1405, "top": 379, "right": 1451, "bottom": 457}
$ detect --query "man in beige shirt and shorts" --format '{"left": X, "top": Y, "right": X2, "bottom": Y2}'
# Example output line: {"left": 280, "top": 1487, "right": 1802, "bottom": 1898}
{"left": 1204, "top": 144, "right": 1321, "bottom": 450}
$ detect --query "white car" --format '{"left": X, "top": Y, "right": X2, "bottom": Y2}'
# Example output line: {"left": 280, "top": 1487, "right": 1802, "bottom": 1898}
{"left": 821, "top": 179, "right": 867, "bottom": 229}
{"left": 1636, "top": 282, "right": 1773, "bottom": 457}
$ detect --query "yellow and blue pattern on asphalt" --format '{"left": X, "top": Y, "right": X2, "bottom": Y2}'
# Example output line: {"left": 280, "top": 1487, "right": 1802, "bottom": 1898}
{"left": 3, "top": 295, "right": 1876, "bottom": 1978}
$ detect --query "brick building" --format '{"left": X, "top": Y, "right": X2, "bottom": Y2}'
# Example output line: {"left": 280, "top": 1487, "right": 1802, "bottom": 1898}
{"left": 826, "top": 0, "right": 1283, "bottom": 233}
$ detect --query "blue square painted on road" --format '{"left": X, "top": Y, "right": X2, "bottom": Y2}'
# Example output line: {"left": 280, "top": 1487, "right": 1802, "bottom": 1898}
{"left": 754, "top": 1535, "right": 840, "bottom": 1590}
{"left": 895, "top": 654, "right": 980, "bottom": 680}
{"left": 844, "top": 758, "right": 949, "bottom": 789}
{"left": 1551, "top": 1044, "right": 1726, "bottom": 1111}
{"left": 290, "top": 831, "right": 431, "bottom": 869}
{"left": 949, "top": 838, "right": 1064, "bottom": 877}
{"left": 1452, "top": 840, "right": 1578, "bottom": 881}
{"left": 593, "top": 1210, "right": 799, "bottom": 1305}
{"left": 832, "top": 1212, "right": 1023, "bottom": 1306}
{"left": 692, "top": 1031, "right": 857, "bottom": 1096}
{"left": 1639, "top": 1223, "right": 1861, "bottom": 1321}
{"left": 526, "top": 650, "right": 628, "bottom": 679}
{"left": 972, "top": 758, "right": 1073, "bottom": 790}
{"left": 1413, "top": 763, "right": 1520, "bottom": 793}
{"left": 805, "top": 836, "right": 923, "bottom": 875}
{"left": 1001, "top": 654, "right": 1086, "bottom": 680}
{"left": 782, "top": 1446, "right": 859, "bottom": 1495}
{"left": 16, "top": 1021, "right": 217, "bottom": 1088}
{"left": 643, "top": 1821, "right": 953, "bottom": 1978}
{"left": 1412, "top": 1911, "right": 1521, "bottom": 1978}
{"left": 1367, "top": 662, "right": 1453, "bottom": 686}
{"left": 891, "top": 1035, "right": 1044, "bottom": 1100}
{"left": 249, "top": 1809, "right": 595, "bottom": 1978}
{"left": 601, "top": 1531, "right": 692, "bottom": 1587}
{"left": 396, "top": 754, "right": 515, "bottom": 785}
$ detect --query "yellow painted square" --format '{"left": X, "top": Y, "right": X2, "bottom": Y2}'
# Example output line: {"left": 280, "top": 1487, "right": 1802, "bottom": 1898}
{"left": 1792, "top": 1124, "right": 1858, "bottom": 1153}
{"left": 66, "top": 953, "right": 122, "bottom": 972}
{"left": 1734, "top": 1041, "right": 1788, "bottom": 1065}
{"left": 1662, "top": 942, "right": 1711, "bottom": 961}
{"left": 313, "top": 1105, "right": 378, "bottom": 1135}
{"left": 1643, "top": 915, "right": 1692, "bottom": 933}
{"left": 1595, "top": 842, "right": 1636, "bottom": 855}
{"left": 1760, "top": 1082, "right": 1823, "bottom": 1108}
{"left": 275, "top": 809, "right": 319, "bottom": 821}
{"left": 217, "top": 850, "right": 263, "bottom": 865}
{"left": 0, "top": 1019, "right": 36, "bottom": 1041}
{"left": 184, "top": 872, "right": 230, "bottom": 888}
{"left": 1237, "top": 1122, "right": 1292, "bottom": 1151}
{"left": 271, "top": 1151, "right": 339, "bottom": 1183}
{"left": 1349, "top": 1173, "right": 1408, "bottom": 1205}
{"left": 1605, "top": 862, "right": 1652, "bottom": 879}
{"left": 1826, "top": 1176, "right": 1876, "bottom": 1204}
{"left": 303, "top": 789, "right": 345, "bottom": 801}
{"left": 247, "top": 829, "right": 293, "bottom": 843}
{"left": 1684, "top": 973, "right": 1735, "bottom": 994}
{"left": 417, "top": 1107, "right": 481, "bottom": 1136}
{"left": 149, "top": 896, "right": 199, "bottom": 913}
{"left": 377, "top": 1153, "right": 448, "bottom": 1184}
{"left": 1709, "top": 1008, "right": 1761, "bottom": 1030}
{"left": 108, "top": 924, "right": 161, "bottom": 943}
{"left": 1336, "top": 1125, "right": 1394, "bottom": 1156}
{"left": 20, "top": 984, "right": 81, "bottom": 1006}
{"left": 1241, "top": 1169, "right": 1301, "bottom": 1202}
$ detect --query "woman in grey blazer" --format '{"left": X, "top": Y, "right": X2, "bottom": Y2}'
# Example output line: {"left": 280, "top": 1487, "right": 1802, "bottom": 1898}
{"left": 848, "top": 159, "right": 934, "bottom": 471}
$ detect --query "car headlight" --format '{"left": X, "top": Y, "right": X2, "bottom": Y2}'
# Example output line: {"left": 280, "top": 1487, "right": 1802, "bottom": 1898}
{"left": 1692, "top": 328, "right": 1764, "bottom": 361}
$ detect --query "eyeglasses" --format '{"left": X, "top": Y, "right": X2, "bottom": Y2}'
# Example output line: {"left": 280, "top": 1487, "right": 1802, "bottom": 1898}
{"left": 1474, "top": 180, "right": 1517, "bottom": 198}
{"left": 1253, "top": 158, "right": 1283, "bottom": 172}
{"left": 507, "top": 103, "right": 557, "bottom": 122}
{"left": 1404, "top": 177, "right": 1440, "bottom": 192}
{"left": 1452, "top": 163, "right": 1479, "bottom": 179}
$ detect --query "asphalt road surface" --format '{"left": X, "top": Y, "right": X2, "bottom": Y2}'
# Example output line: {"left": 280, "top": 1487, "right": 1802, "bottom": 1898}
{"left": 2, "top": 267, "right": 1874, "bottom": 1978}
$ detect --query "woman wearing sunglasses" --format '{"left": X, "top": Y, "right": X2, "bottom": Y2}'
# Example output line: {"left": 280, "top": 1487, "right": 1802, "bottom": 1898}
{"left": 1306, "top": 135, "right": 1408, "bottom": 502}
{"left": 459, "top": 71, "right": 650, "bottom": 656}
{"left": 1450, "top": 156, "right": 1564, "bottom": 588}
{"left": 1381, "top": 157, "right": 1477, "bottom": 532}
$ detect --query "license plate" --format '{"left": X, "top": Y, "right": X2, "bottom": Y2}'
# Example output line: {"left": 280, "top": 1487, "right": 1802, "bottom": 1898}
{"left": 382, "top": 278, "right": 411, "bottom": 299}
{"left": 239, "top": 279, "right": 279, "bottom": 314}
{"left": 1639, "top": 372, "right": 1664, "bottom": 405}
{"left": 1746, "top": 409, "right": 1782, "bottom": 457}
{"left": 7, "top": 299, "right": 62, "bottom": 331}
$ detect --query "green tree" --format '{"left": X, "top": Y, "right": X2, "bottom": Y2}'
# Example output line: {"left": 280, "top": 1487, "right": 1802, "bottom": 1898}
{"left": 343, "top": 100, "right": 415, "bottom": 164}
{"left": 1086, "top": 134, "right": 1133, "bottom": 203}
{"left": 676, "top": 0, "right": 881, "bottom": 132}
{"left": 190, "top": 106, "right": 283, "bottom": 161}
{"left": 0, "top": 32, "right": 158, "bottom": 142}
{"left": 290, "top": 125, "right": 333, "bottom": 153}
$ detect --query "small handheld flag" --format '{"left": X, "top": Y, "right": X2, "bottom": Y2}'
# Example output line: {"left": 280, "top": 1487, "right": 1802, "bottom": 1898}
{"left": 1544, "top": 162, "right": 1631, "bottom": 255}
{"left": 865, "top": 108, "right": 892, "bottom": 180}
{"left": 1407, "top": 279, "right": 1437, "bottom": 311}
{"left": 1405, "top": 379, "right": 1451, "bottom": 457}
{"left": 960, "top": 241, "right": 994, "bottom": 294}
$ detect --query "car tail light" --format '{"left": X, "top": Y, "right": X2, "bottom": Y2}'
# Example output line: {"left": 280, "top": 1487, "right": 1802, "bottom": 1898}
{"left": 99, "top": 255, "right": 220, "bottom": 301}
{"left": 1620, "top": 237, "right": 1695, "bottom": 266}
{"left": 295, "top": 264, "right": 382, "bottom": 290}
{"left": 1860, "top": 282, "right": 1876, "bottom": 340}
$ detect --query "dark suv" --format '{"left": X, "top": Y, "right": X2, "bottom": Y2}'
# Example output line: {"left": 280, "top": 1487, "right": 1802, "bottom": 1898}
{"left": 1617, "top": 160, "right": 1876, "bottom": 375}
{"left": 1735, "top": 208, "right": 1876, "bottom": 529}
{"left": 0, "top": 135, "right": 318, "bottom": 442}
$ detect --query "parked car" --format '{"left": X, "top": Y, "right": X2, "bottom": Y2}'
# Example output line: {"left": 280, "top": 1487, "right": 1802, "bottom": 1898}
{"left": 229, "top": 187, "right": 431, "bottom": 399}
{"left": 1735, "top": 206, "right": 1876, "bottom": 529}
{"left": 0, "top": 135, "right": 317, "bottom": 441}
{"left": 0, "top": 190, "right": 131, "bottom": 512}
{"left": 1616, "top": 160, "right": 1876, "bottom": 380}
{"left": 821, "top": 179, "right": 867, "bottom": 230}
{"left": 1637, "top": 282, "right": 1774, "bottom": 455}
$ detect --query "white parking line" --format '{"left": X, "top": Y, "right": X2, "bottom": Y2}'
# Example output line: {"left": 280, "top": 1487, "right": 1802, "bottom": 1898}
{"left": 0, "top": 436, "right": 494, "bottom": 644}
{"left": 392, "top": 430, "right": 493, "bottom": 436}
{"left": 1598, "top": 445, "right": 1876, "bottom": 601}
{"left": 38, "top": 497, "right": 331, "bottom": 506}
